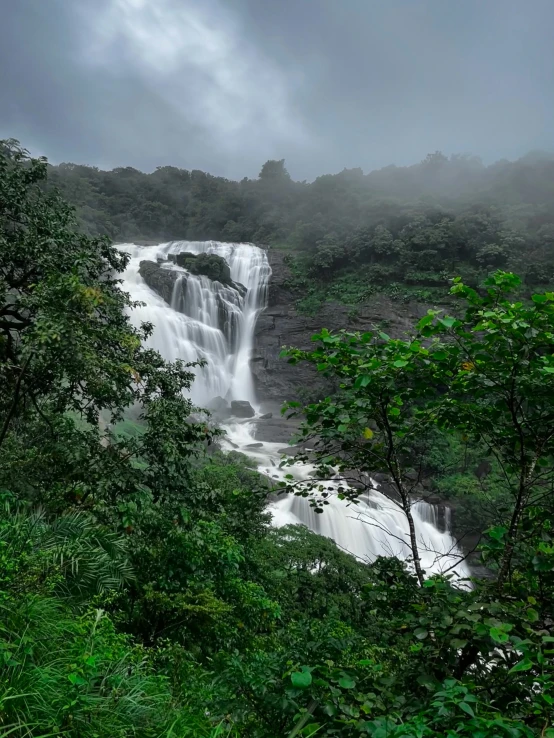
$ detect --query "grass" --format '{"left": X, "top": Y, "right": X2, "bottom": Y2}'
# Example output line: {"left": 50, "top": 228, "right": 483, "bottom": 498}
{"left": 0, "top": 504, "right": 231, "bottom": 738}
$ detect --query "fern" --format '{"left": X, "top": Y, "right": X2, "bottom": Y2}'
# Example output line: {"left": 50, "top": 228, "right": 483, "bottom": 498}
{"left": 0, "top": 503, "right": 134, "bottom": 599}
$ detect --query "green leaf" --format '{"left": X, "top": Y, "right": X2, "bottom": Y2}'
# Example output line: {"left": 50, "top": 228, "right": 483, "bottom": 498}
{"left": 291, "top": 670, "right": 312, "bottom": 688}
{"left": 379, "top": 331, "right": 391, "bottom": 342}
{"left": 489, "top": 627, "right": 509, "bottom": 644}
{"left": 458, "top": 701, "right": 475, "bottom": 718}
{"left": 393, "top": 359, "right": 409, "bottom": 368}
{"left": 508, "top": 659, "right": 533, "bottom": 674}
{"left": 526, "top": 608, "right": 539, "bottom": 622}
{"left": 438, "top": 316, "right": 457, "bottom": 329}
{"left": 450, "top": 639, "right": 468, "bottom": 649}
{"left": 488, "top": 526, "right": 507, "bottom": 541}
{"left": 338, "top": 676, "right": 356, "bottom": 689}
{"left": 417, "top": 314, "right": 434, "bottom": 330}
{"left": 389, "top": 407, "right": 401, "bottom": 417}
{"left": 532, "top": 294, "right": 548, "bottom": 304}
{"left": 68, "top": 673, "right": 87, "bottom": 686}
{"left": 414, "top": 628, "right": 428, "bottom": 640}
{"left": 355, "top": 374, "right": 371, "bottom": 388}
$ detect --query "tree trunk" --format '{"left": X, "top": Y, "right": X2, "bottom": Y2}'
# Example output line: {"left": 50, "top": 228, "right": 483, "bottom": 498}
{"left": 0, "top": 354, "right": 31, "bottom": 450}
{"left": 400, "top": 483, "right": 425, "bottom": 586}
{"left": 389, "top": 455, "right": 425, "bottom": 586}
{"left": 497, "top": 456, "right": 537, "bottom": 588}
{"left": 382, "top": 411, "right": 425, "bottom": 586}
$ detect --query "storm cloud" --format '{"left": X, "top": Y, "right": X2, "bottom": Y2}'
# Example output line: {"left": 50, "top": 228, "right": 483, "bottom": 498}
{"left": 1, "top": 0, "right": 552, "bottom": 179}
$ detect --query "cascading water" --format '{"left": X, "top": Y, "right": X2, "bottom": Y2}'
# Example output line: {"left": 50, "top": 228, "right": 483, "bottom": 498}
{"left": 119, "top": 240, "right": 470, "bottom": 581}
{"left": 119, "top": 240, "right": 270, "bottom": 406}
{"left": 221, "top": 421, "right": 470, "bottom": 579}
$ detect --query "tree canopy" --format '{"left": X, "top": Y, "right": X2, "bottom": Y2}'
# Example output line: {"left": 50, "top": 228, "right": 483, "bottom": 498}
{"left": 47, "top": 148, "right": 554, "bottom": 295}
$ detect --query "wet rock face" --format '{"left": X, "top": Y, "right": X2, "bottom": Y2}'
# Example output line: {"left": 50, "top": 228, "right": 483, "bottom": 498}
{"left": 230, "top": 400, "right": 255, "bottom": 418}
{"left": 139, "top": 260, "right": 179, "bottom": 304}
{"left": 207, "top": 396, "right": 230, "bottom": 413}
{"left": 251, "top": 249, "right": 431, "bottom": 404}
{"left": 168, "top": 251, "right": 233, "bottom": 285}
{"left": 206, "top": 396, "right": 233, "bottom": 421}
{"left": 139, "top": 258, "right": 246, "bottom": 319}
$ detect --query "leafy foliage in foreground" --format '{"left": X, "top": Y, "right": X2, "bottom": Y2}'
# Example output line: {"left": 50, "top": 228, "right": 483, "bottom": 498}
{"left": 280, "top": 272, "right": 554, "bottom": 733}
{"left": 1, "top": 141, "right": 553, "bottom": 736}
{"left": 0, "top": 502, "right": 219, "bottom": 737}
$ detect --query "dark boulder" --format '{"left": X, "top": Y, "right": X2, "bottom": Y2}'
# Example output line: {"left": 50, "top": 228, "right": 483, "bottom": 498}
{"left": 207, "top": 396, "right": 230, "bottom": 413}
{"left": 251, "top": 413, "right": 300, "bottom": 444}
{"left": 139, "top": 260, "right": 178, "bottom": 304}
{"left": 168, "top": 251, "right": 197, "bottom": 267}
{"left": 168, "top": 251, "right": 233, "bottom": 285}
{"left": 207, "top": 396, "right": 232, "bottom": 420}
{"left": 230, "top": 400, "right": 255, "bottom": 418}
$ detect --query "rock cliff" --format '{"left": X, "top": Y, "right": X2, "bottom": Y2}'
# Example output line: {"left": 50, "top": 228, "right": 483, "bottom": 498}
{"left": 167, "top": 251, "right": 234, "bottom": 286}
{"left": 251, "top": 249, "right": 431, "bottom": 403}
{"left": 138, "top": 260, "right": 179, "bottom": 304}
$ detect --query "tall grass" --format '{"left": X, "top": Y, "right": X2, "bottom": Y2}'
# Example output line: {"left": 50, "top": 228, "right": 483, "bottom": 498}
{"left": 0, "top": 504, "right": 220, "bottom": 737}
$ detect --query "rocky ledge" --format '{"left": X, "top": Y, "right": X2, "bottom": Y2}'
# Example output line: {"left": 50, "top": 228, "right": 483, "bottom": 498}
{"left": 139, "top": 258, "right": 246, "bottom": 311}
{"left": 251, "top": 249, "right": 431, "bottom": 403}
{"left": 168, "top": 251, "right": 236, "bottom": 287}
{"left": 138, "top": 260, "right": 179, "bottom": 304}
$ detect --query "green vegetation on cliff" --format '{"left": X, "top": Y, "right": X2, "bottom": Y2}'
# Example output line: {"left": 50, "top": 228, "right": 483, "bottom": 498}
{"left": 49, "top": 151, "right": 554, "bottom": 301}
{"left": 1, "top": 140, "right": 553, "bottom": 737}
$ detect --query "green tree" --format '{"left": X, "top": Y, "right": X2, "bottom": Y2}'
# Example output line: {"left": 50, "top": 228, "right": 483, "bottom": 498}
{"left": 0, "top": 140, "right": 213, "bottom": 511}
{"left": 283, "top": 327, "right": 443, "bottom": 585}
{"left": 277, "top": 274, "right": 554, "bottom": 735}
{"left": 422, "top": 271, "right": 554, "bottom": 585}
{"left": 283, "top": 272, "right": 554, "bottom": 587}
{"left": 258, "top": 159, "right": 290, "bottom": 182}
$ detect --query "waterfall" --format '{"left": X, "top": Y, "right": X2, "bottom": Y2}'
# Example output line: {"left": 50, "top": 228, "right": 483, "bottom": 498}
{"left": 119, "top": 240, "right": 270, "bottom": 406}
{"left": 221, "top": 421, "right": 470, "bottom": 580}
{"left": 119, "top": 240, "right": 470, "bottom": 582}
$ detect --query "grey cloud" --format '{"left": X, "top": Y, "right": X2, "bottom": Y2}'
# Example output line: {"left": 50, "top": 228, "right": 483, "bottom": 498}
{"left": 0, "top": 0, "right": 553, "bottom": 179}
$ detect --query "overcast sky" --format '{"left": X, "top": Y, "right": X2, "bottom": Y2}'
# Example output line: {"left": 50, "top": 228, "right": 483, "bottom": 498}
{"left": 1, "top": 0, "right": 552, "bottom": 180}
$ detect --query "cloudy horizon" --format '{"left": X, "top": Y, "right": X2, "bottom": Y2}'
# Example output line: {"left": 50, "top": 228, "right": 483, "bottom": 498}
{"left": 1, "top": 0, "right": 552, "bottom": 180}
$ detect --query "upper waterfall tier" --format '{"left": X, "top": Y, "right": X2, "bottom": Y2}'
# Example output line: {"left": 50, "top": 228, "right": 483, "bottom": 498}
{"left": 119, "top": 240, "right": 271, "bottom": 407}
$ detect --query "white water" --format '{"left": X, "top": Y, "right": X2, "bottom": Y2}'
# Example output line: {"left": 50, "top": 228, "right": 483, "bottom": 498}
{"left": 119, "top": 240, "right": 471, "bottom": 581}
{"left": 119, "top": 240, "right": 269, "bottom": 406}
{"left": 220, "top": 420, "right": 470, "bottom": 580}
